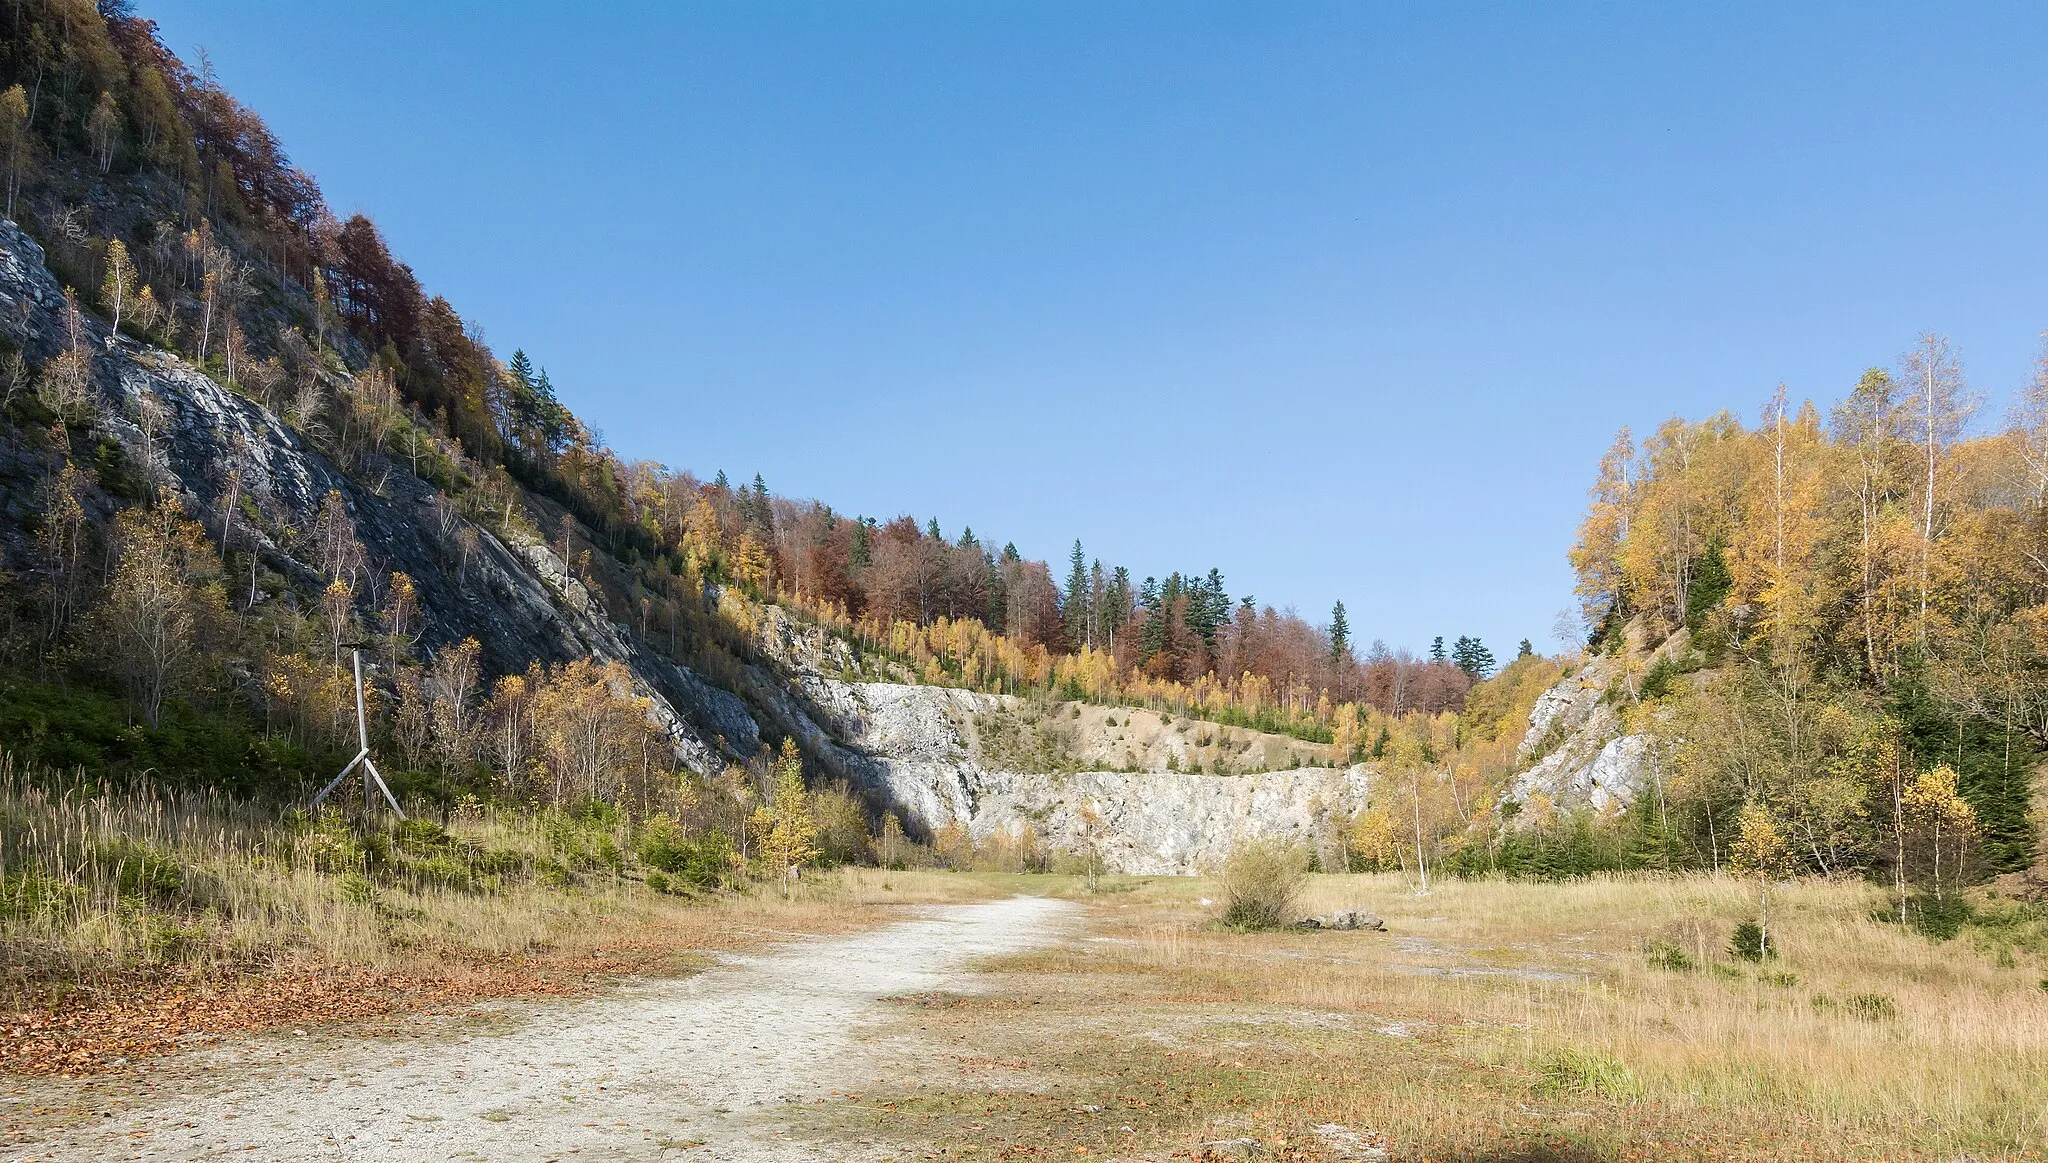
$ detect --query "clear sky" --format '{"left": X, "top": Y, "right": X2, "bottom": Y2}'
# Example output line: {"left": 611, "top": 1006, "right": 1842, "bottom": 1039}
{"left": 143, "top": 1, "right": 2048, "bottom": 656}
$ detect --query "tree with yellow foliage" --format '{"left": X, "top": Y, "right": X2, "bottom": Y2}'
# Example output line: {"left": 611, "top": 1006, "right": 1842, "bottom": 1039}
{"left": 1902, "top": 764, "right": 1978, "bottom": 904}
{"left": 754, "top": 738, "right": 819, "bottom": 896}
{"left": 95, "top": 491, "right": 226, "bottom": 727}
{"left": 1728, "top": 800, "right": 1797, "bottom": 959}
{"left": 100, "top": 238, "right": 140, "bottom": 336}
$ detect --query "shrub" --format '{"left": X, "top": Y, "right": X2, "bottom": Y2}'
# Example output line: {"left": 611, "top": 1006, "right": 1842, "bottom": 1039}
{"left": 100, "top": 838, "right": 187, "bottom": 903}
{"left": 644, "top": 870, "right": 671, "bottom": 894}
{"left": 1533, "top": 1047, "right": 1640, "bottom": 1100}
{"left": 336, "top": 872, "right": 377, "bottom": 905}
{"left": 1844, "top": 992, "right": 1898, "bottom": 1021}
{"left": 1644, "top": 940, "right": 1694, "bottom": 971}
{"left": 0, "top": 870, "right": 82, "bottom": 920}
{"left": 1216, "top": 836, "right": 1309, "bottom": 931}
{"left": 1730, "top": 920, "right": 1772, "bottom": 961}
{"left": 636, "top": 816, "right": 690, "bottom": 873}
{"left": 1906, "top": 893, "right": 1972, "bottom": 941}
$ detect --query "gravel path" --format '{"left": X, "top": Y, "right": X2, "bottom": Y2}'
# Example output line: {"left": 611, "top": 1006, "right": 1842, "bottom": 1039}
{"left": 7, "top": 896, "right": 1076, "bottom": 1162}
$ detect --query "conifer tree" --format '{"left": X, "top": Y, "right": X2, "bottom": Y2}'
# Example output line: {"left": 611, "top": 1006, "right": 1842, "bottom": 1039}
{"left": 1064, "top": 539, "right": 1090, "bottom": 650}
{"left": 1329, "top": 600, "right": 1351, "bottom": 661}
{"left": 1451, "top": 636, "right": 1495, "bottom": 678}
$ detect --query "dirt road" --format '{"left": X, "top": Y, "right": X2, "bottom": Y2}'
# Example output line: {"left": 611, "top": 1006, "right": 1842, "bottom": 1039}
{"left": 5, "top": 895, "right": 1077, "bottom": 1162}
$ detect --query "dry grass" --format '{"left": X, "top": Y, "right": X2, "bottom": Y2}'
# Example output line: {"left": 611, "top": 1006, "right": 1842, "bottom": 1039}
{"left": 819, "top": 872, "right": 2048, "bottom": 1161}
{"left": 0, "top": 758, "right": 1004, "bottom": 1072}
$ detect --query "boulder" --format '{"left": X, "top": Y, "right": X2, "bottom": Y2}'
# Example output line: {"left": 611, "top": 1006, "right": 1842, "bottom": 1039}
{"left": 1297, "top": 909, "right": 1385, "bottom": 932}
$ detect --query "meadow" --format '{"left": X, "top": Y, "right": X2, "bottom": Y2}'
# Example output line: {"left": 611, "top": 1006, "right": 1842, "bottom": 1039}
{"left": 5, "top": 758, "right": 2044, "bottom": 1159}
{"left": 819, "top": 873, "right": 2048, "bottom": 1161}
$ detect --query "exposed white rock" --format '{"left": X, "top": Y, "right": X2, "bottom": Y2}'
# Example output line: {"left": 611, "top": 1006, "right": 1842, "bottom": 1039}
{"left": 1506, "top": 629, "right": 1683, "bottom": 817}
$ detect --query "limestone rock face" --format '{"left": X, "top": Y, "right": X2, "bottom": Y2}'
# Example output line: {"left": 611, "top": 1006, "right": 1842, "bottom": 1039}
{"left": 0, "top": 219, "right": 729, "bottom": 776}
{"left": 1506, "top": 632, "right": 1681, "bottom": 817}
{"left": 0, "top": 218, "right": 1375, "bottom": 871}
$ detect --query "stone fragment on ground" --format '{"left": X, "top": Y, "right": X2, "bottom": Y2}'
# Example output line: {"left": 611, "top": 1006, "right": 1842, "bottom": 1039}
{"left": 1295, "top": 909, "right": 1385, "bottom": 931}
{"left": 1314, "top": 1121, "right": 1392, "bottom": 1159}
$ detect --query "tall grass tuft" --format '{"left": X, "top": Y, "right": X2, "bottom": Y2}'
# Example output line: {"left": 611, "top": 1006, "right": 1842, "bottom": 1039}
{"left": 1215, "top": 836, "right": 1310, "bottom": 931}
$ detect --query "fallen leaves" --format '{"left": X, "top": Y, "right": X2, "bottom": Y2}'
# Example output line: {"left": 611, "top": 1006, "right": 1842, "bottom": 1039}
{"left": 0, "top": 943, "right": 671, "bottom": 1078}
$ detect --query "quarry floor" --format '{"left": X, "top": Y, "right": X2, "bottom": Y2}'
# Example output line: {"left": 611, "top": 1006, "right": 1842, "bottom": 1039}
{"left": 0, "top": 896, "right": 1080, "bottom": 1162}
{"left": 3, "top": 874, "right": 2039, "bottom": 1161}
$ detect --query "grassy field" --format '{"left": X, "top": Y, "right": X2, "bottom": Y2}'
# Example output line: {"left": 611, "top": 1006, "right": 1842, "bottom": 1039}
{"left": 6, "top": 758, "right": 2045, "bottom": 1158}
{"left": 816, "top": 872, "right": 2048, "bottom": 1162}
{"left": 0, "top": 757, "right": 1007, "bottom": 1073}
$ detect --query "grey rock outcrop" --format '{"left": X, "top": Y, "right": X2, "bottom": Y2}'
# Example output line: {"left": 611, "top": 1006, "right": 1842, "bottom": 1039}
{"left": 0, "top": 218, "right": 1376, "bottom": 869}
{"left": 0, "top": 220, "right": 729, "bottom": 775}
{"left": 1298, "top": 909, "right": 1384, "bottom": 931}
{"left": 1506, "top": 631, "right": 1680, "bottom": 817}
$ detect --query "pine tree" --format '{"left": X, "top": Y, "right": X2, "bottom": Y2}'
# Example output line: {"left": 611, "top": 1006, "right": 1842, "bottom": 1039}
{"left": 713, "top": 470, "right": 729, "bottom": 490}
{"left": 1103, "top": 566, "right": 1132, "bottom": 638}
{"left": 1064, "top": 539, "right": 1090, "bottom": 650}
{"left": 1451, "top": 635, "right": 1495, "bottom": 678}
{"left": 1329, "top": 600, "right": 1351, "bottom": 661}
{"left": 1517, "top": 638, "right": 1534, "bottom": 659}
{"left": 850, "top": 517, "right": 872, "bottom": 568}
{"left": 1430, "top": 636, "right": 1446, "bottom": 662}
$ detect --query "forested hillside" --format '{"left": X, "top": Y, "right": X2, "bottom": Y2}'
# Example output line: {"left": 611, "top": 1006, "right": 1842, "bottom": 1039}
{"left": 1566, "top": 357, "right": 2048, "bottom": 886}
{"left": 0, "top": 0, "right": 1501, "bottom": 763}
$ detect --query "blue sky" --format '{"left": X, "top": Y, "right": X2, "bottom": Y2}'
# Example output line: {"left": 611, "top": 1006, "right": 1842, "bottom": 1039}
{"left": 145, "top": 2, "right": 2048, "bottom": 655}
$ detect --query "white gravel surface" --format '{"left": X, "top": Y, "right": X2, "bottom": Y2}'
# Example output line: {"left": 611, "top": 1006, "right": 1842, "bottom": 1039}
{"left": 7, "top": 895, "right": 1076, "bottom": 1162}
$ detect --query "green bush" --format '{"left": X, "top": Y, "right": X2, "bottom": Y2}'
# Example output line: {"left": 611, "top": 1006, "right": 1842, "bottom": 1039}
{"left": 643, "top": 870, "right": 671, "bottom": 894}
{"left": 1533, "top": 1046, "right": 1640, "bottom": 1100}
{"left": 336, "top": 872, "right": 377, "bottom": 905}
{"left": 100, "top": 838, "right": 187, "bottom": 903}
{"left": 1730, "top": 920, "right": 1772, "bottom": 961}
{"left": 636, "top": 816, "right": 691, "bottom": 872}
{"left": 1216, "top": 837, "right": 1309, "bottom": 931}
{"left": 1644, "top": 940, "right": 1695, "bottom": 971}
{"left": 1906, "top": 893, "right": 1972, "bottom": 941}
{"left": 0, "top": 678, "right": 337, "bottom": 796}
{"left": 0, "top": 870, "right": 83, "bottom": 920}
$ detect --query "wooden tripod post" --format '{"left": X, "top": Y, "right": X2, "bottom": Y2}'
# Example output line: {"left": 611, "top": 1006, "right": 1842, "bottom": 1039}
{"left": 309, "top": 647, "right": 406, "bottom": 818}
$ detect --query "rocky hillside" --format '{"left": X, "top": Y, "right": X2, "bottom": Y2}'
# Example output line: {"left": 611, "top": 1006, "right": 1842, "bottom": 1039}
{"left": 1504, "top": 623, "right": 1674, "bottom": 819}
{"left": 0, "top": 217, "right": 1377, "bottom": 872}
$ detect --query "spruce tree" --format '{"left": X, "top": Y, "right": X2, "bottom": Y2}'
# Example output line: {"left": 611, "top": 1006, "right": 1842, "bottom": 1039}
{"left": 1518, "top": 638, "right": 1534, "bottom": 659}
{"left": 1430, "top": 635, "right": 1446, "bottom": 661}
{"left": 850, "top": 518, "right": 872, "bottom": 568}
{"left": 1451, "top": 635, "right": 1496, "bottom": 678}
{"left": 1329, "top": 600, "right": 1351, "bottom": 660}
{"left": 1064, "top": 540, "right": 1091, "bottom": 650}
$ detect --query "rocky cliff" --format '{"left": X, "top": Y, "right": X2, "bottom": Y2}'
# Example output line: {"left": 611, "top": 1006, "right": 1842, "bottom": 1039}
{"left": 0, "top": 218, "right": 1377, "bottom": 873}
{"left": 1504, "top": 627, "right": 1675, "bottom": 818}
{"left": 0, "top": 219, "right": 728, "bottom": 777}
